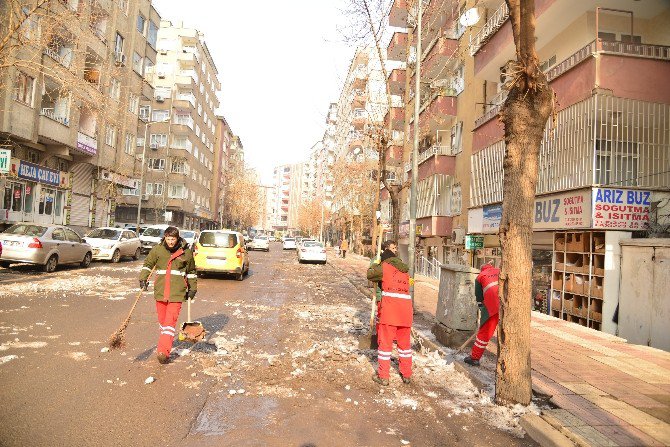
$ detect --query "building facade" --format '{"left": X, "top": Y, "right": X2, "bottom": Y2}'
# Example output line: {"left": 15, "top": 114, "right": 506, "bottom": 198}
{"left": 114, "top": 20, "right": 221, "bottom": 230}
{"left": 1, "top": 0, "right": 161, "bottom": 232}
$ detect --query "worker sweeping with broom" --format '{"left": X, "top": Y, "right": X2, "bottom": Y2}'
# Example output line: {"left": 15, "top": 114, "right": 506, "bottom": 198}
{"left": 138, "top": 226, "right": 198, "bottom": 364}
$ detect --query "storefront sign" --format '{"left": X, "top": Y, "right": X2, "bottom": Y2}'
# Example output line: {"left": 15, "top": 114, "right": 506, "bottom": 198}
{"left": 592, "top": 187, "right": 651, "bottom": 230}
{"left": 465, "top": 235, "right": 484, "bottom": 250}
{"left": 534, "top": 190, "right": 591, "bottom": 230}
{"left": 0, "top": 149, "right": 10, "bottom": 173}
{"left": 399, "top": 220, "right": 410, "bottom": 238}
{"left": 76, "top": 132, "right": 97, "bottom": 156}
{"left": 482, "top": 204, "right": 502, "bottom": 233}
{"left": 17, "top": 161, "right": 60, "bottom": 187}
{"left": 100, "top": 169, "right": 137, "bottom": 189}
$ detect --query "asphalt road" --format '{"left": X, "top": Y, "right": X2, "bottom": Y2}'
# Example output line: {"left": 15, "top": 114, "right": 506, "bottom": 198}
{"left": 0, "top": 244, "right": 538, "bottom": 447}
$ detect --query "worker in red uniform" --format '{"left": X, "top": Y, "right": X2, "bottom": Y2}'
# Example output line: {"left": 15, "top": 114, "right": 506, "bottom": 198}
{"left": 367, "top": 241, "right": 413, "bottom": 385}
{"left": 464, "top": 262, "right": 500, "bottom": 366}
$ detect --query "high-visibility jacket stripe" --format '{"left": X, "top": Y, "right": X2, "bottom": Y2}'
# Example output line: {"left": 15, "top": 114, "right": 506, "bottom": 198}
{"left": 156, "top": 269, "right": 185, "bottom": 276}
{"left": 381, "top": 291, "right": 412, "bottom": 299}
{"left": 377, "top": 350, "right": 392, "bottom": 356}
{"left": 483, "top": 281, "right": 499, "bottom": 294}
{"left": 398, "top": 353, "right": 412, "bottom": 358}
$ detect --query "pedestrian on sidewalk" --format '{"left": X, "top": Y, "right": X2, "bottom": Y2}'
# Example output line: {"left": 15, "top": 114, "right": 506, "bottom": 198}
{"left": 340, "top": 239, "right": 349, "bottom": 258}
{"left": 367, "top": 240, "right": 413, "bottom": 385}
{"left": 139, "top": 226, "right": 197, "bottom": 364}
{"left": 464, "top": 261, "right": 500, "bottom": 367}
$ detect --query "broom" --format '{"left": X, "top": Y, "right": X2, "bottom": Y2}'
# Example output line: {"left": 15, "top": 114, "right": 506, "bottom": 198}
{"left": 109, "top": 267, "right": 155, "bottom": 349}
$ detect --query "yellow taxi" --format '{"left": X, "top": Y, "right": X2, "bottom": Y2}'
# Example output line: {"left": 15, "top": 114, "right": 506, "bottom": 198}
{"left": 193, "top": 230, "right": 250, "bottom": 280}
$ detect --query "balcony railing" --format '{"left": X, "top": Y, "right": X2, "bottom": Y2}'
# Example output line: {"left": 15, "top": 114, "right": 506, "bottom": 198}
{"left": 404, "top": 145, "right": 453, "bottom": 172}
{"left": 44, "top": 47, "right": 71, "bottom": 67}
{"left": 469, "top": 2, "right": 509, "bottom": 56}
{"left": 40, "top": 108, "right": 69, "bottom": 126}
{"left": 416, "top": 255, "right": 441, "bottom": 280}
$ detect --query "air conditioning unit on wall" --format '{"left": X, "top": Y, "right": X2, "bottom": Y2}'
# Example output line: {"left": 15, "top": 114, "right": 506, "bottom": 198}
{"left": 452, "top": 228, "right": 465, "bottom": 245}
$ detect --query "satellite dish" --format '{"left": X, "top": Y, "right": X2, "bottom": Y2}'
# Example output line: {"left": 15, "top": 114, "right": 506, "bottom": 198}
{"left": 459, "top": 8, "right": 481, "bottom": 27}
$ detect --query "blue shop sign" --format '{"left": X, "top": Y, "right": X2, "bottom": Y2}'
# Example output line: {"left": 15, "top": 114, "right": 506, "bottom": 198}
{"left": 18, "top": 161, "right": 61, "bottom": 187}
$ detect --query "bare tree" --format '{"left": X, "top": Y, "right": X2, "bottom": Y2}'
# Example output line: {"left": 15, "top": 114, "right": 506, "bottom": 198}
{"left": 496, "top": 0, "right": 554, "bottom": 406}
{"left": 222, "top": 167, "right": 262, "bottom": 231}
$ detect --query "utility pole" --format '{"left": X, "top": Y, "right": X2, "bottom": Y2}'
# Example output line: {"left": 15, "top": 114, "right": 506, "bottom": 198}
{"left": 408, "top": 0, "right": 423, "bottom": 307}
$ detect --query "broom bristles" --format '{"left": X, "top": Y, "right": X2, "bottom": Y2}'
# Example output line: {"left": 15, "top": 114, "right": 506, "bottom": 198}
{"left": 108, "top": 330, "right": 125, "bottom": 349}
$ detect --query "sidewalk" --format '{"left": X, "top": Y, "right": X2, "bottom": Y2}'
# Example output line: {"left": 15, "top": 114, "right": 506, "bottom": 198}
{"left": 329, "top": 251, "right": 670, "bottom": 447}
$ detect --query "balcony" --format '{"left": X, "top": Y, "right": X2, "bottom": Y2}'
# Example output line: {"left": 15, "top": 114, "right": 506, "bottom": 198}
{"left": 39, "top": 109, "right": 72, "bottom": 146}
{"left": 351, "top": 89, "right": 366, "bottom": 108}
{"left": 351, "top": 110, "right": 367, "bottom": 129}
{"left": 387, "top": 32, "right": 408, "bottom": 62}
{"left": 389, "top": 0, "right": 408, "bottom": 28}
{"left": 43, "top": 46, "right": 72, "bottom": 68}
{"left": 423, "top": 37, "right": 458, "bottom": 79}
{"left": 419, "top": 94, "right": 457, "bottom": 130}
{"left": 388, "top": 68, "right": 406, "bottom": 96}
{"left": 469, "top": 1, "right": 509, "bottom": 56}
{"left": 76, "top": 131, "right": 97, "bottom": 156}
{"left": 178, "top": 51, "right": 197, "bottom": 66}
{"left": 384, "top": 107, "right": 404, "bottom": 131}
{"left": 174, "top": 93, "right": 196, "bottom": 109}
{"left": 40, "top": 108, "right": 69, "bottom": 126}
{"left": 352, "top": 68, "right": 368, "bottom": 90}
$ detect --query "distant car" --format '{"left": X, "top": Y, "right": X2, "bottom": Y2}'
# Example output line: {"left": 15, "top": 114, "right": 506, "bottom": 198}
{"left": 283, "top": 237, "right": 296, "bottom": 250}
{"left": 193, "top": 230, "right": 250, "bottom": 280}
{"left": 248, "top": 235, "right": 270, "bottom": 252}
{"left": 268, "top": 236, "right": 276, "bottom": 242}
{"left": 298, "top": 241, "right": 327, "bottom": 264}
{"left": 0, "top": 223, "right": 92, "bottom": 272}
{"left": 124, "top": 224, "right": 147, "bottom": 235}
{"left": 181, "top": 230, "right": 198, "bottom": 248}
{"left": 84, "top": 227, "right": 141, "bottom": 263}
{"left": 139, "top": 224, "right": 173, "bottom": 253}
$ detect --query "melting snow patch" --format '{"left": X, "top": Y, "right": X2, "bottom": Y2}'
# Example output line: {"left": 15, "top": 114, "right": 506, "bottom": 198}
{"left": 68, "top": 352, "right": 89, "bottom": 361}
{"left": 144, "top": 376, "right": 155, "bottom": 384}
{"left": 0, "top": 355, "right": 18, "bottom": 365}
{"left": 0, "top": 341, "right": 47, "bottom": 351}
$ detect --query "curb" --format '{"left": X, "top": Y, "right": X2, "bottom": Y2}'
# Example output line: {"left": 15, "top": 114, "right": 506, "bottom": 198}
{"left": 520, "top": 414, "right": 577, "bottom": 447}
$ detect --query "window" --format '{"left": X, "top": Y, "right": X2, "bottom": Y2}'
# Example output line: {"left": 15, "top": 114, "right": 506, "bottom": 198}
{"left": 143, "top": 58, "right": 154, "bottom": 77}
{"left": 109, "top": 78, "right": 121, "bottom": 100}
{"left": 171, "top": 160, "right": 185, "bottom": 173}
{"left": 122, "top": 187, "right": 139, "bottom": 196}
{"left": 118, "top": 0, "right": 128, "bottom": 14}
{"left": 20, "top": 6, "right": 40, "bottom": 40}
{"left": 146, "top": 182, "right": 163, "bottom": 195}
{"left": 128, "top": 94, "right": 139, "bottom": 114}
{"left": 105, "top": 126, "right": 117, "bottom": 147}
{"left": 139, "top": 105, "right": 150, "bottom": 121}
{"left": 150, "top": 134, "right": 167, "bottom": 147}
{"left": 154, "top": 86, "right": 171, "bottom": 99}
{"left": 195, "top": 124, "right": 201, "bottom": 137}
{"left": 136, "top": 136, "right": 145, "bottom": 147}
{"left": 136, "top": 14, "right": 146, "bottom": 34}
{"left": 147, "top": 158, "right": 165, "bottom": 171}
{"left": 172, "top": 136, "right": 191, "bottom": 150}
{"left": 114, "top": 32, "right": 124, "bottom": 55}
{"left": 132, "top": 52, "right": 143, "bottom": 74}
{"left": 169, "top": 184, "right": 185, "bottom": 198}
{"left": 14, "top": 72, "right": 35, "bottom": 106}
{"left": 197, "top": 103, "right": 202, "bottom": 116}
{"left": 124, "top": 133, "right": 134, "bottom": 155}
{"left": 64, "top": 228, "right": 80, "bottom": 243}
{"left": 147, "top": 21, "right": 158, "bottom": 48}
{"left": 151, "top": 109, "right": 169, "bottom": 122}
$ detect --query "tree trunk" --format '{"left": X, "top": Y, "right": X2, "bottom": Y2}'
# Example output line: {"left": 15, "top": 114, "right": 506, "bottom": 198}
{"left": 496, "top": 0, "right": 553, "bottom": 406}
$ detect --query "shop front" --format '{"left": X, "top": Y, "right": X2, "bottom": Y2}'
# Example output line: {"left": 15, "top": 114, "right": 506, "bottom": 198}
{"left": 0, "top": 158, "right": 69, "bottom": 228}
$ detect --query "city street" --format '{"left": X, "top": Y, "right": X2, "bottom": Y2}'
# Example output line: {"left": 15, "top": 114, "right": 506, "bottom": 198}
{"left": 0, "top": 245, "right": 537, "bottom": 447}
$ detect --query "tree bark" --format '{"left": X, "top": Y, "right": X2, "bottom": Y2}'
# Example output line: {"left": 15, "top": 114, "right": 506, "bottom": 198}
{"left": 496, "top": 0, "right": 554, "bottom": 406}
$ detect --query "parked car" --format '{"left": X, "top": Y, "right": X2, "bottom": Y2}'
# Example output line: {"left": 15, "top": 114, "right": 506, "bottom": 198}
{"left": 248, "top": 235, "right": 270, "bottom": 252}
{"left": 124, "top": 224, "right": 147, "bottom": 235}
{"left": 297, "top": 238, "right": 316, "bottom": 249}
{"left": 283, "top": 237, "right": 296, "bottom": 250}
{"left": 83, "top": 227, "right": 141, "bottom": 262}
{"left": 193, "top": 230, "right": 249, "bottom": 281}
{"left": 298, "top": 241, "right": 327, "bottom": 264}
{"left": 139, "top": 224, "right": 173, "bottom": 253}
{"left": 181, "top": 230, "right": 199, "bottom": 248}
{"left": 0, "top": 223, "right": 92, "bottom": 272}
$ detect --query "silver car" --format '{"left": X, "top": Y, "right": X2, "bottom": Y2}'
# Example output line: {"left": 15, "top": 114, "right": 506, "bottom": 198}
{"left": 0, "top": 223, "right": 93, "bottom": 273}
{"left": 84, "top": 227, "right": 141, "bottom": 263}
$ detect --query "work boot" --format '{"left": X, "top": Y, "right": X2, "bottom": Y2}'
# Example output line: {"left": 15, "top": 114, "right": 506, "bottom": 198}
{"left": 156, "top": 352, "right": 170, "bottom": 364}
{"left": 372, "top": 373, "right": 389, "bottom": 386}
{"left": 463, "top": 356, "right": 480, "bottom": 367}
{"left": 401, "top": 375, "right": 411, "bottom": 385}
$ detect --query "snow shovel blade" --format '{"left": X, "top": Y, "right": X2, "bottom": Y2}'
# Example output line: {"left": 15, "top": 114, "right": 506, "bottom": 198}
{"left": 358, "top": 332, "right": 378, "bottom": 350}
{"left": 179, "top": 321, "right": 206, "bottom": 343}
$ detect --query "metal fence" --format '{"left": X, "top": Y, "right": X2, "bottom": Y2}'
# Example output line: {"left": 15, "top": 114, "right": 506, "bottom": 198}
{"left": 416, "top": 255, "right": 441, "bottom": 280}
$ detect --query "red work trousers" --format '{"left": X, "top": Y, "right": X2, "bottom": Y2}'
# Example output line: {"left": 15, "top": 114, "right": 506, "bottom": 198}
{"left": 377, "top": 323, "right": 412, "bottom": 379}
{"left": 155, "top": 301, "right": 182, "bottom": 357}
{"left": 470, "top": 313, "right": 499, "bottom": 360}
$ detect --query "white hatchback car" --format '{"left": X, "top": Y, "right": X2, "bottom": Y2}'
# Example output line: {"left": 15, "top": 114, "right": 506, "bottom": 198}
{"left": 248, "top": 235, "right": 270, "bottom": 251}
{"left": 84, "top": 227, "right": 141, "bottom": 262}
{"left": 297, "top": 240, "right": 327, "bottom": 264}
{"left": 282, "top": 237, "right": 296, "bottom": 250}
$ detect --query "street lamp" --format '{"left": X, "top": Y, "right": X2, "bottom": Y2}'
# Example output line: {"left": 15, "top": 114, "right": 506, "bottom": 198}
{"left": 136, "top": 117, "right": 170, "bottom": 230}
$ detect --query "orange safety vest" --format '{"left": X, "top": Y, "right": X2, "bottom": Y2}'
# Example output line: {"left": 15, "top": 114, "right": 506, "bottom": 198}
{"left": 379, "top": 262, "right": 413, "bottom": 327}
{"left": 477, "top": 264, "right": 500, "bottom": 323}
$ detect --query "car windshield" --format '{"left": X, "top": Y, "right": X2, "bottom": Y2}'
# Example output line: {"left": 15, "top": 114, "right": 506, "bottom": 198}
{"left": 143, "top": 228, "right": 164, "bottom": 237}
{"left": 87, "top": 229, "right": 121, "bottom": 240}
{"left": 285, "top": 238, "right": 295, "bottom": 242}
{"left": 4, "top": 224, "right": 48, "bottom": 237}
{"left": 199, "top": 232, "right": 237, "bottom": 248}
{"left": 182, "top": 231, "right": 196, "bottom": 239}
{"left": 304, "top": 241, "right": 322, "bottom": 248}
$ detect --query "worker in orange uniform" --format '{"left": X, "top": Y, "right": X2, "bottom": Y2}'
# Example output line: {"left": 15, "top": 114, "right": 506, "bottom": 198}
{"left": 464, "top": 262, "right": 500, "bottom": 366}
{"left": 366, "top": 241, "right": 412, "bottom": 385}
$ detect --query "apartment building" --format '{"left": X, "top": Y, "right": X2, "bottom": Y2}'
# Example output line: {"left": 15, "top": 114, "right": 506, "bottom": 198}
{"left": 114, "top": 20, "right": 221, "bottom": 230}
{"left": 0, "top": 0, "right": 160, "bottom": 231}
{"left": 318, "top": 103, "right": 338, "bottom": 210}
{"left": 389, "top": 0, "right": 670, "bottom": 335}
{"left": 271, "top": 164, "right": 292, "bottom": 231}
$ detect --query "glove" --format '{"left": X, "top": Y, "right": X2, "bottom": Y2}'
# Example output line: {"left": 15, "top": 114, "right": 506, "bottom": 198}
{"left": 409, "top": 278, "right": 415, "bottom": 286}
{"left": 373, "top": 258, "right": 381, "bottom": 265}
{"left": 139, "top": 280, "right": 148, "bottom": 291}
{"left": 187, "top": 290, "right": 197, "bottom": 300}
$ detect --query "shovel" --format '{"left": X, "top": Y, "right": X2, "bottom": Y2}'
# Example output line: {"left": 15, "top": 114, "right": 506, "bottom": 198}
{"left": 178, "top": 296, "right": 206, "bottom": 343}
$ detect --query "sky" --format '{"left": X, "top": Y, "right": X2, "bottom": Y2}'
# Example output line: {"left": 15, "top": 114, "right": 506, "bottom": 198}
{"left": 152, "top": 0, "right": 359, "bottom": 184}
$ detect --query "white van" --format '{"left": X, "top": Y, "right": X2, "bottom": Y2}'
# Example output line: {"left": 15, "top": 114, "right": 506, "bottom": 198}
{"left": 139, "top": 224, "right": 174, "bottom": 253}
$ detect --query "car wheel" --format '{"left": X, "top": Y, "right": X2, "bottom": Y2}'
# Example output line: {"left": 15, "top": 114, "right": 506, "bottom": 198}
{"left": 236, "top": 271, "right": 244, "bottom": 281}
{"left": 0, "top": 261, "right": 12, "bottom": 269}
{"left": 197, "top": 271, "right": 206, "bottom": 278}
{"left": 81, "top": 252, "right": 92, "bottom": 268}
{"left": 43, "top": 255, "right": 58, "bottom": 273}
{"left": 132, "top": 247, "right": 141, "bottom": 261}
{"left": 111, "top": 249, "right": 121, "bottom": 263}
